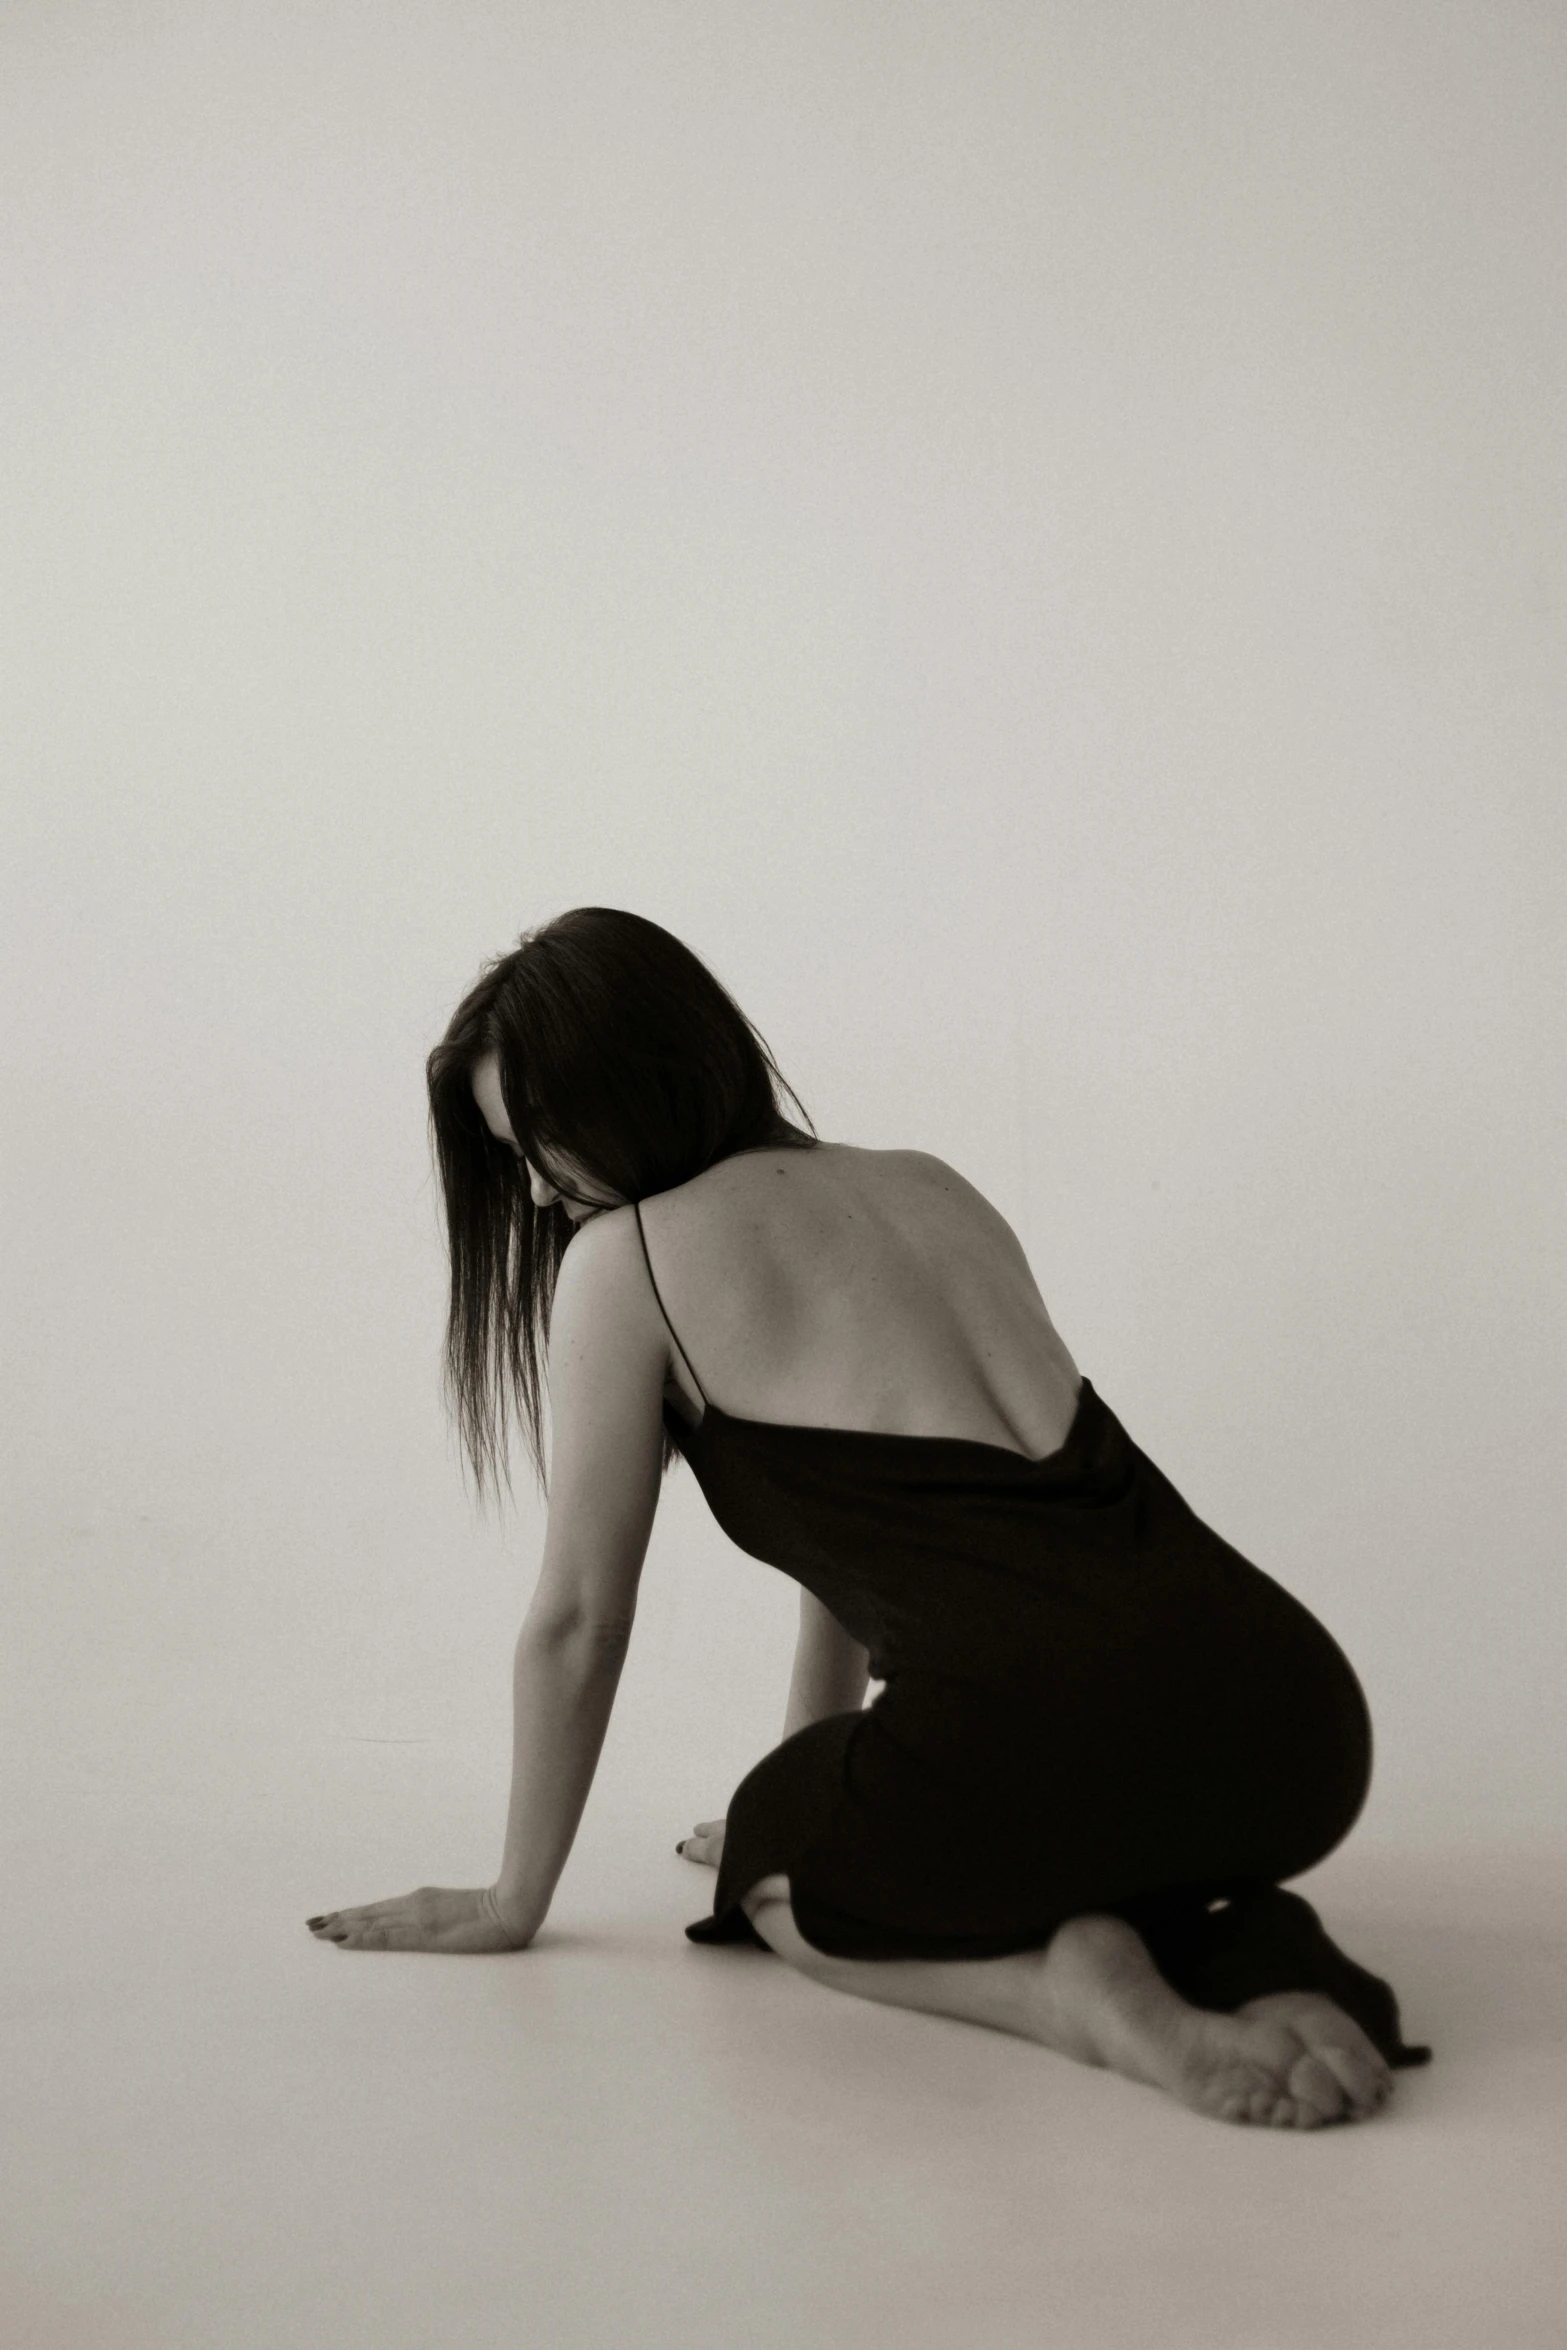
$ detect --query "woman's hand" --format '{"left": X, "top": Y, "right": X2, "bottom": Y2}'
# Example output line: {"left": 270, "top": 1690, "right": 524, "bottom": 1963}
{"left": 306, "top": 1884, "right": 536, "bottom": 1954}
{"left": 676, "top": 1817, "right": 726, "bottom": 1868}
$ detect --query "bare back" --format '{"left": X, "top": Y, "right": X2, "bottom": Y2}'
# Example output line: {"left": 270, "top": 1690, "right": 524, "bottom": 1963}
{"left": 638, "top": 1144, "right": 1082, "bottom": 1462}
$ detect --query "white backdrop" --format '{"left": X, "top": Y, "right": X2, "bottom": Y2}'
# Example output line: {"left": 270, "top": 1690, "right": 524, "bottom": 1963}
{"left": 4, "top": 1, "right": 1563, "bottom": 1906}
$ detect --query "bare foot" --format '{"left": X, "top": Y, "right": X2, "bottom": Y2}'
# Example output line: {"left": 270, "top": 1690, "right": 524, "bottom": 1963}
{"left": 1233, "top": 1990, "right": 1394, "bottom": 2122}
{"left": 1022, "top": 1914, "right": 1395, "bottom": 2129}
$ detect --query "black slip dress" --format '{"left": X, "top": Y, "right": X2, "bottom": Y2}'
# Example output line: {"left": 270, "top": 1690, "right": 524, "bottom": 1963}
{"left": 635, "top": 1203, "right": 1430, "bottom": 2071}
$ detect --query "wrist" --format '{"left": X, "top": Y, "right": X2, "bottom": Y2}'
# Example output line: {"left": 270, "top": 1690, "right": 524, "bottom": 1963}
{"left": 485, "top": 1881, "right": 543, "bottom": 1947}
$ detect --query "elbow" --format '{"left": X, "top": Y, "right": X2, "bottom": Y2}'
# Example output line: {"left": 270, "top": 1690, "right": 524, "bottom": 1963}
{"left": 522, "top": 1608, "right": 636, "bottom": 1663}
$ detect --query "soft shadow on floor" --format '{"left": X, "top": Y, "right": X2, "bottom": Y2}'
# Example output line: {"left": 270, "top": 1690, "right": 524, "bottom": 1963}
{"left": 5, "top": 1703, "right": 1565, "bottom": 2350}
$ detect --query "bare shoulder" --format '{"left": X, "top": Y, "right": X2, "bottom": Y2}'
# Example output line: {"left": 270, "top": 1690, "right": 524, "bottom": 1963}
{"left": 554, "top": 1198, "right": 640, "bottom": 1281}
{"left": 886, "top": 1146, "right": 999, "bottom": 1202}
{"left": 666, "top": 1140, "right": 1032, "bottom": 1276}
{"left": 549, "top": 1203, "right": 665, "bottom": 1350}
{"left": 637, "top": 1142, "right": 1073, "bottom": 1445}
{"left": 877, "top": 1147, "right": 1034, "bottom": 1257}
{"left": 674, "top": 1138, "right": 1006, "bottom": 1214}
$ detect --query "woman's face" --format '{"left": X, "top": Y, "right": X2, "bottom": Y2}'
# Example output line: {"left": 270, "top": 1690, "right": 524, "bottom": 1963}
{"left": 469, "top": 1054, "right": 622, "bottom": 1223}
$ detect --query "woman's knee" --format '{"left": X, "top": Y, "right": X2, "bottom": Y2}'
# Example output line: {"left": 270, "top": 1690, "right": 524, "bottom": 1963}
{"left": 739, "top": 1871, "right": 793, "bottom": 1921}
{"left": 739, "top": 1873, "right": 841, "bottom": 1975}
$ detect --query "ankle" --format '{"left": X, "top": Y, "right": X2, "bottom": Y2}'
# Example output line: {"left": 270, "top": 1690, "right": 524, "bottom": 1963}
{"left": 1037, "top": 1914, "right": 1192, "bottom": 2075}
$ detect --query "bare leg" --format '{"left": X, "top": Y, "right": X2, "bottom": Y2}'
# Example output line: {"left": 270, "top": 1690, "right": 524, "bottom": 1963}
{"left": 740, "top": 1876, "right": 1393, "bottom": 2129}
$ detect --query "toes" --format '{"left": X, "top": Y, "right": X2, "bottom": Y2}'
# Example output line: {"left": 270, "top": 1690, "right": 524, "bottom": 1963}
{"left": 1237, "top": 1995, "right": 1392, "bottom": 2122}
{"left": 1211, "top": 2073, "right": 1298, "bottom": 2127}
{"left": 1258, "top": 2087, "right": 1307, "bottom": 2128}
{"left": 1217, "top": 2086, "right": 1300, "bottom": 2127}
{"left": 1244, "top": 2084, "right": 1325, "bottom": 2130}
{"left": 1312, "top": 2041, "right": 1392, "bottom": 2120}
{"left": 1179, "top": 2007, "right": 1392, "bottom": 2132}
{"left": 1210, "top": 2067, "right": 1336, "bottom": 2130}
{"left": 1287, "top": 2051, "right": 1348, "bottom": 2124}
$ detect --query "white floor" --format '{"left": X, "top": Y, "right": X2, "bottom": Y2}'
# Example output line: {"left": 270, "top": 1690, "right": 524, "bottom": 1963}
{"left": 7, "top": 1684, "right": 1565, "bottom": 2350}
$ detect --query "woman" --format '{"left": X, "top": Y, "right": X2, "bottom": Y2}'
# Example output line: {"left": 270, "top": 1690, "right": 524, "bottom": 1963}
{"left": 309, "top": 907, "right": 1429, "bottom": 2128}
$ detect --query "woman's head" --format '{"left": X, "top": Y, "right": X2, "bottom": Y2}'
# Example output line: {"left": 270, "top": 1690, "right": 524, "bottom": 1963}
{"left": 467, "top": 1052, "right": 619, "bottom": 1224}
{"left": 426, "top": 906, "right": 816, "bottom": 1497}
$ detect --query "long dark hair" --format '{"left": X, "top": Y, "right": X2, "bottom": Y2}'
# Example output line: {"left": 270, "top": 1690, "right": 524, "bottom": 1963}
{"left": 426, "top": 907, "right": 817, "bottom": 1499}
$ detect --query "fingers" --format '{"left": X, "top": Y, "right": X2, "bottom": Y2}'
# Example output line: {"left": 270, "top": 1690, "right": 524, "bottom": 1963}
{"left": 306, "top": 1886, "right": 525, "bottom": 1955}
{"left": 676, "top": 1818, "right": 726, "bottom": 1867}
{"left": 308, "top": 1893, "right": 431, "bottom": 1951}
{"left": 313, "top": 1898, "right": 395, "bottom": 1927}
{"left": 308, "top": 1906, "right": 393, "bottom": 1950}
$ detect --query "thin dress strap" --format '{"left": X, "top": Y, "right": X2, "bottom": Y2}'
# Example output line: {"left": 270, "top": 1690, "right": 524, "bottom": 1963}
{"left": 633, "top": 1200, "right": 709, "bottom": 1407}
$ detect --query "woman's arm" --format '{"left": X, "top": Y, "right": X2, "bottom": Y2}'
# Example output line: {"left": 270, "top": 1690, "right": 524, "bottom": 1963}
{"left": 308, "top": 1210, "right": 669, "bottom": 1956}
{"left": 490, "top": 1609, "right": 633, "bottom": 1937}
{"left": 783, "top": 1587, "right": 870, "bottom": 1738}
{"left": 306, "top": 1613, "right": 631, "bottom": 1955}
